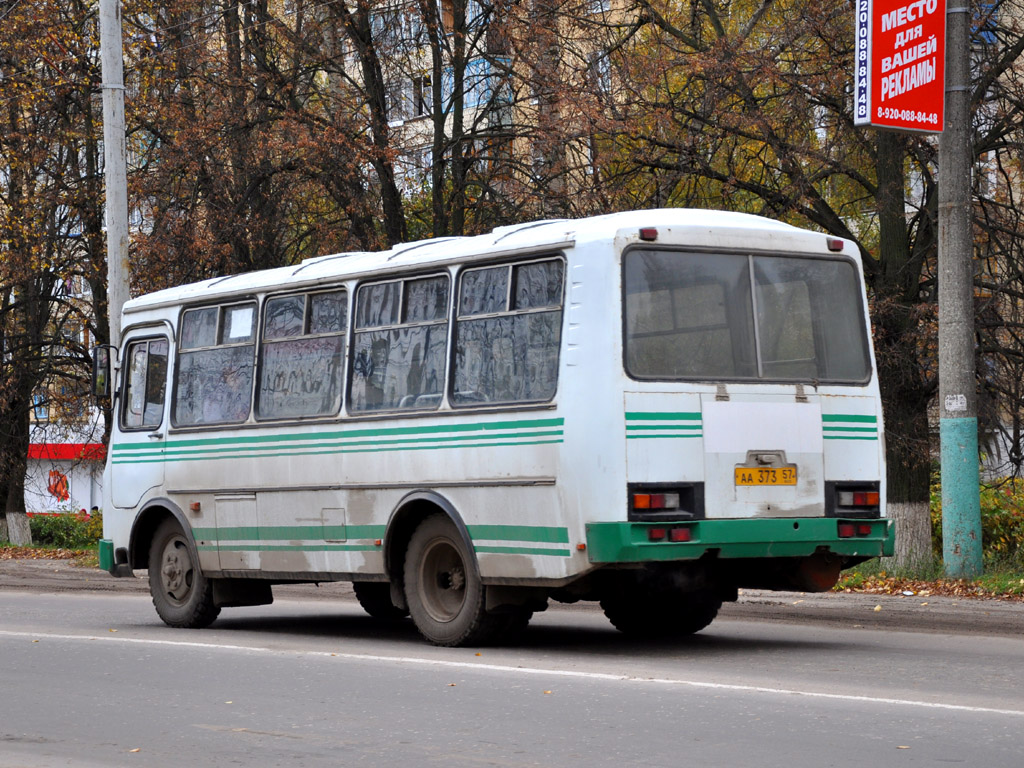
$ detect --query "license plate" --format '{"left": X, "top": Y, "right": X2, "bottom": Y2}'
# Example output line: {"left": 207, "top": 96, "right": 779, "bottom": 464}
{"left": 734, "top": 467, "right": 797, "bottom": 486}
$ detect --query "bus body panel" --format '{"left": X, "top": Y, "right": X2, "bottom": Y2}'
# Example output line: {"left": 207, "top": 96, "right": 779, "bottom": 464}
{"left": 98, "top": 209, "right": 890, "bottom": 625}
{"left": 701, "top": 394, "right": 825, "bottom": 519}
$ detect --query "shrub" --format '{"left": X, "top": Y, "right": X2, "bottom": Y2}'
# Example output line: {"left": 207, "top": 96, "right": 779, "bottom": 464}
{"left": 28, "top": 510, "right": 101, "bottom": 550}
{"left": 931, "top": 481, "right": 1024, "bottom": 560}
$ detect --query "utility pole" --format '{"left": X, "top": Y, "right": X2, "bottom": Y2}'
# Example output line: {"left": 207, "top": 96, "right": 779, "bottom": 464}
{"left": 937, "top": 3, "right": 982, "bottom": 577}
{"left": 99, "top": 0, "right": 130, "bottom": 351}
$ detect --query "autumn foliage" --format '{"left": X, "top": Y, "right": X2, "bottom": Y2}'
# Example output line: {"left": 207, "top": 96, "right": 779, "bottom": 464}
{"left": 3, "top": 0, "right": 1024, "bottom": 564}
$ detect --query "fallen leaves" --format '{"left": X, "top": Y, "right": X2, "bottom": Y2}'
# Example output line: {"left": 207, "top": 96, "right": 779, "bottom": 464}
{"left": 0, "top": 546, "right": 83, "bottom": 561}
{"left": 836, "top": 575, "right": 1024, "bottom": 602}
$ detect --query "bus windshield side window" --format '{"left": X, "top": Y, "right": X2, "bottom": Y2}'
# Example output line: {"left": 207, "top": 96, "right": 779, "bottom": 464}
{"left": 623, "top": 249, "right": 870, "bottom": 383}
{"left": 349, "top": 275, "right": 449, "bottom": 412}
{"left": 257, "top": 290, "right": 347, "bottom": 420}
{"left": 452, "top": 257, "right": 564, "bottom": 406}
{"left": 123, "top": 338, "right": 168, "bottom": 429}
{"left": 173, "top": 302, "right": 257, "bottom": 426}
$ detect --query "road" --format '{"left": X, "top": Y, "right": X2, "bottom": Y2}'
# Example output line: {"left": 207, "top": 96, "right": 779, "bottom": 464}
{"left": 0, "top": 571, "right": 1022, "bottom": 767}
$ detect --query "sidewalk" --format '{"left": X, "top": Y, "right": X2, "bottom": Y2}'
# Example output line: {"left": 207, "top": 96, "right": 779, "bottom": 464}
{"left": 1, "top": 556, "right": 1021, "bottom": 637}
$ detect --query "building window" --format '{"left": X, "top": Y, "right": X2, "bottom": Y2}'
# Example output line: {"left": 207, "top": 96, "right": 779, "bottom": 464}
{"left": 413, "top": 74, "right": 433, "bottom": 116}
{"left": 32, "top": 393, "right": 49, "bottom": 422}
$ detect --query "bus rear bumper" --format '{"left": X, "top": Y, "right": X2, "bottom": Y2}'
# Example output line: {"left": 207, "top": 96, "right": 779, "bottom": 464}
{"left": 98, "top": 539, "right": 134, "bottom": 577}
{"left": 585, "top": 517, "right": 895, "bottom": 564}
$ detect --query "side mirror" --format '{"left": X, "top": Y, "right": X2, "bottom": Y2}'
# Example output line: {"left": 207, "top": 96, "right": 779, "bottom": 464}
{"left": 92, "top": 346, "right": 113, "bottom": 398}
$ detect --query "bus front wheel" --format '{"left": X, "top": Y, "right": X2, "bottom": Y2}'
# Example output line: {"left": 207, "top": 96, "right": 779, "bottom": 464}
{"left": 148, "top": 518, "right": 220, "bottom": 629}
{"left": 404, "top": 514, "right": 502, "bottom": 647}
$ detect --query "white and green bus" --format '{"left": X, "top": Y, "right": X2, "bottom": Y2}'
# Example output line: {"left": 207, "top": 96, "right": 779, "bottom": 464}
{"left": 95, "top": 209, "right": 892, "bottom": 646}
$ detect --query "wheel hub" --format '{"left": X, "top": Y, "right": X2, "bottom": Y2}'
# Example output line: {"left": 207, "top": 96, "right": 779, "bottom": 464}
{"left": 162, "top": 550, "right": 184, "bottom": 592}
{"left": 437, "top": 566, "right": 465, "bottom": 592}
{"left": 421, "top": 540, "right": 468, "bottom": 623}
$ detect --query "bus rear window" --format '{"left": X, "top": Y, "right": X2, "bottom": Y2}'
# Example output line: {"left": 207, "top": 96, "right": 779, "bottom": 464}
{"left": 624, "top": 249, "right": 870, "bottom": 383}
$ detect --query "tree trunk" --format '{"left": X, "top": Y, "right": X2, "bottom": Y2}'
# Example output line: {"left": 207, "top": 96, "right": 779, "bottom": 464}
{"left": 882, "top": 501, "right": 932, "bottom": 571}
{"left": 873, "top": 131, "right": 935, "bottom": 569}
{"left": 2, "top": 513, "right": 31, "bottom": 546}
{"left": 3, "top": 388, "right": 33, "bottom": 545}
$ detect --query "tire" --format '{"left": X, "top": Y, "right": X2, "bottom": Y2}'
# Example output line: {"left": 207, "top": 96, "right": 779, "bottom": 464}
{"left": 601, "top": 588, "right": 721, "bottom": 638}
{"left": 148, "top": 518, "right": 220, "bottom": 629}
{"left": 403, "top": 514, "right": 504, "bottom": 647}
{"left": 353, "top": 581, "right": 409, "bottom": 621}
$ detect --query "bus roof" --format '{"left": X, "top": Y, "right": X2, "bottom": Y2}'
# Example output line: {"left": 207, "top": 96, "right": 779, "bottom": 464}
{"left": 123, "top": 208, "right": 827, "bottom": 315}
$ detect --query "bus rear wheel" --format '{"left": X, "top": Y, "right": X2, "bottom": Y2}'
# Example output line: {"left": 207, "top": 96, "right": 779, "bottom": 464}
{"left": 601, "top": 588, "right": 721, "bottom": 638}
{"left": 404, "top": 514, "right": 504, "bottom": 647}
{"left": 148, "top": 518, "right": 220, "bottom": 629}
{"left": 353, "top": 581, "right": 409, "bottom": 621}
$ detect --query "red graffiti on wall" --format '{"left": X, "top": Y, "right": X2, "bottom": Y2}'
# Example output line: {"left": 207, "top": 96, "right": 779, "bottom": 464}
{"left": 47, "top": 470, "right": 70, "bottom": 502}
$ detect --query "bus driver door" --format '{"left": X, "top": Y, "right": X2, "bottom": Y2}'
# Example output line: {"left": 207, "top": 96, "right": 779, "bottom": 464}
{"left": 110, "top": 330, "right": 170, "bottom": 510}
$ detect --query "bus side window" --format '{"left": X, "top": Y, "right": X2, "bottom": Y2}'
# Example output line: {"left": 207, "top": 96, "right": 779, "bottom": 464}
{"left": 173, "top": 303, "right": 256, "bottom": 426}
{"left": 452, "top": 258, "right": 564, "bottom": 406}
{"left": 257, "top": 290, "right": 347, "bottom": 420}
{"left": 123, "top": 338, "right": 168, "bottom": 430}
{"left": 349, "top": 275, "right": 449, "bottom": 413}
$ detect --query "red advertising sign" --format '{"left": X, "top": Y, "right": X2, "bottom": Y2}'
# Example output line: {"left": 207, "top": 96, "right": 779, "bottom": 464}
{"left": 854, "top": 0, "right": 946, "bottom": 133}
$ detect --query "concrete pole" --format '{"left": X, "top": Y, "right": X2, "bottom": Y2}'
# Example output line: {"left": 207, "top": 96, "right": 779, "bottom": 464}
{"left": 99, "top": 0, "right": 130, "bottom": 352}
{"left": 937, "top": 3, "right": 983, "bottom": 577}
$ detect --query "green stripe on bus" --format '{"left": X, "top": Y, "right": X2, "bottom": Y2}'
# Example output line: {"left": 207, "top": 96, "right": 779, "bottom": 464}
{"left": 626, "top": 424, "right": 701, "bottom": 431}
{"left": 196, "top": 544, "right": 380, "bottom": 553}
{"left": 111, "top": 438, "right": 563, "bottom": 464}
{"left": 147, "top": 429, "right": 562, "bottom": 457}
{"left": 822, "top": 426, "right": 877, "bottom": 433}
{"left": 625, "top": 412, "right": 701, "bottom": 421}
{"left": 194, "top": 524, "right": 385, "bottom": 542}
{"left": 474, "top": 545, "right": 571, "bottom": 557}
{"left": 824, "top": 435, "right": 879, "bottom": 441}
{"left": 112, "top": 417, "right": 564, "bottom": 454}
{"left": 821, "top": 414, "right": 877, "bottom": 423}
{"left": 193, "top": 523, "right": 570, "bottom": 557}
{"left": 467, "top": 524, "right": 570, "bottom": 544}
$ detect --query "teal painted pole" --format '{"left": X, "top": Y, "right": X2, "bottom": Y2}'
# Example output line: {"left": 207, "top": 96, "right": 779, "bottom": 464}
{"left": 939, "top": 419, "right": 982, "bottom": 576}
{"left": 937, "top": 4, "right": 982, "bottom": 578}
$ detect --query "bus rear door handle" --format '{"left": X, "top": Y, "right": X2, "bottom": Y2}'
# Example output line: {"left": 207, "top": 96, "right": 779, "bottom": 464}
{"left": 148, "top": 431, "right": 163, "bottom": 440}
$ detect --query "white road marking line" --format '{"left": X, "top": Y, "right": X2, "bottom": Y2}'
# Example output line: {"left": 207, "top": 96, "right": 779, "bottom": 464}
{"left": 2, "top": 628, "right": 1021, "bottom": 718}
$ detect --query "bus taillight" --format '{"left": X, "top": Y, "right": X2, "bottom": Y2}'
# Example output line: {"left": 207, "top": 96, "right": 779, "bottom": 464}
{"left": 647, "top": 526, "right": 693, "bottom": 543}
{"left": 633, "top": 492, "right": 681, "bottom": 510}
{"left": 838, "top": 521, "right": 879, "bottom": 538}
{"left": 668, "top": 527, "right": 692, "bottom": 542}
{"left": 837, "top": 491, "right": 880, "bottom": 507}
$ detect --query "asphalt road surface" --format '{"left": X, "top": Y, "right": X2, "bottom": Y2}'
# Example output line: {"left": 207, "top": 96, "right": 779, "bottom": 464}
{"left": 0, "top": 561, "right": 1022, "bottom": 767}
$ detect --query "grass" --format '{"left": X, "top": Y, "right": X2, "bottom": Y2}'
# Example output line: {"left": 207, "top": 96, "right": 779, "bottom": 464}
{"left": 836, "top": 555, "right": 1024, "bottom": 600}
